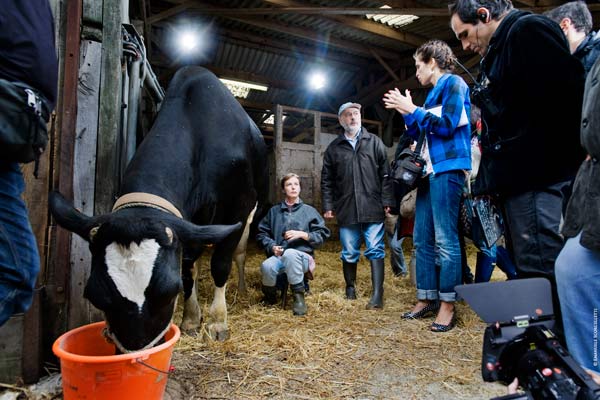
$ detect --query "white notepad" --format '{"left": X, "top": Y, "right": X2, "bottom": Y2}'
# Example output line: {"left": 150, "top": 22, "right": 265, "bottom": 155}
{"left": 426, "top": 105, "right": 469, "bottom": 128}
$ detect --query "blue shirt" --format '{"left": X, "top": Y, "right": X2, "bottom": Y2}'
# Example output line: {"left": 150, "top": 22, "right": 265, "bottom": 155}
{"left": 403, "top": 74, "right": 471, "bottom": 174}
{"left": 344, "top": 131, "right": 361, "bottom": 150}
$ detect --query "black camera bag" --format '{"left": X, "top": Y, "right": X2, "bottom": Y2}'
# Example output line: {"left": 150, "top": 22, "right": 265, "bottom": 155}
{"left": 391, "top": 128, "right": 426, "bottom": 193}
{"left": 0, "top": 78, "right": 50, "bottom": 175}
{"left": 393, "top": 149, "right": 425, "bottom": 188}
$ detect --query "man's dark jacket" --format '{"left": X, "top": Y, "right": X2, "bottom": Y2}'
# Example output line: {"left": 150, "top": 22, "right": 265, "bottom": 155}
{"left": 321, "top": 127, "right": 394, "bottom": 226}
{"left": 562, "top": 58, "right": 600, "bottom": 252}
{"left": 474, "top": 10, "right": 586, "bottom": 197}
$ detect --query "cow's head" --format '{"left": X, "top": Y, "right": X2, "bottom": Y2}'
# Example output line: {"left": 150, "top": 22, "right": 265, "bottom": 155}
{"left": 48, "top": 191, "right": 241, "bottom": 352}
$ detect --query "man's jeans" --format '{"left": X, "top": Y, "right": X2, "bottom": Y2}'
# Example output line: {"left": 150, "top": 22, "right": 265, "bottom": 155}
{"left": 339, "top": 222, "right": 385, "bottom": 262}
{"left": 555, "top": 233, "right": 600, "bottom": 373}
{"left": 261, "top": 249, "right": 312, "bottom": 286}
{"left": 0, "top": 162, "right": 39, "bottom": 327}
{"left": 388, "top": 229, "right": 406, "bottom": 275}
{"left": 414, "top": 171, "right": 463, "bottom": 302}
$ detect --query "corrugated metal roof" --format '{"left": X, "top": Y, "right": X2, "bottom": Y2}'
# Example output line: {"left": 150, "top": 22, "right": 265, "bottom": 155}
{"left": 144, "top": 0, "right": 493, "bottom": 113}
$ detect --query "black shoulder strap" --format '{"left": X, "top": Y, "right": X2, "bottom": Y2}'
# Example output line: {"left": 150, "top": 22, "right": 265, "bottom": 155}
{"left": 414, "top": 127, "right": 426, "bottom": 155}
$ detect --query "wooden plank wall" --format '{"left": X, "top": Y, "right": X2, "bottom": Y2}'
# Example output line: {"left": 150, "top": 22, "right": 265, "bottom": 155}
{"left": 68, "top": 40, "right": 103, "bottom": 329}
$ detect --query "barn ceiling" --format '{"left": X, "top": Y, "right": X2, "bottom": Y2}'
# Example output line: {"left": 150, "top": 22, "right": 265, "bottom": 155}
{"left": 131, "top": 0, "right": 600, "bottom": 136}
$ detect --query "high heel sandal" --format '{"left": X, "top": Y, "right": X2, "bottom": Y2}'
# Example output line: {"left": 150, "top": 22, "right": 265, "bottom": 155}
{"left": 401, "top": 301, "right": 440, "bottom": 319}
{"left": 430, "top": 311, "right": 457, "bottom": 332}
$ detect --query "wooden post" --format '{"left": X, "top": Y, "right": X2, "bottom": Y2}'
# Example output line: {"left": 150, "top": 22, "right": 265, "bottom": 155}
{"left": 273, "top": 104, "right": 284, "bottom": 205}
{"left": 95, "top": 0, "right": 122, "bottom": 215}
{"left": 68, "top": 40, "right": 103, "bottom": 329}
{"left": 29, "top": 0, "right": 83, "bottom": 382}
{"left": 313, "top": 111, "right": 321, "bottom": 211}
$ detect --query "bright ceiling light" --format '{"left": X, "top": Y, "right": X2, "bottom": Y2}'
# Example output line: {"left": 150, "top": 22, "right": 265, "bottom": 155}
{"left": 309, "top": 72, "right": 326, "bottom": 90}
{"left": 177, "top": 30, "right": 199, "bottom": 53}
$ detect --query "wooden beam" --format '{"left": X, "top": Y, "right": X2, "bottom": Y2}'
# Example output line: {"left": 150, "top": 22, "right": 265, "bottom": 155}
{"left": 370, "top": 49, "right": 400, "bottom": 81}
{"left": 327, "top": 14, "right": 425, "bottom": 47}
{"left": 261, "top": 0, "right": 426, "bottom": 47}
{"left": 147, "top": 1, "right": 192, "bottom": 24}
{"left": 224, "top": 15, "right": 400, "bottom": 59}
{"left": 170, "top": 6, "right": 450, "bottom": 17}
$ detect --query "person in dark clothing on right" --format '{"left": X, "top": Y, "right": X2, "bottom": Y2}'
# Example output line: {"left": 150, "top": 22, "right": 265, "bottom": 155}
{"left": 545, "top": 1, "right": 600, "bottom": 76}
{"left": 449, "top": 0, "right": 586, "bottom": 329}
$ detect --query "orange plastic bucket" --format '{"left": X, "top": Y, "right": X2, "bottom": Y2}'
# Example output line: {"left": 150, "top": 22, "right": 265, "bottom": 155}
{"left": 52, "top": 321, "right": 180, "bottom": 400}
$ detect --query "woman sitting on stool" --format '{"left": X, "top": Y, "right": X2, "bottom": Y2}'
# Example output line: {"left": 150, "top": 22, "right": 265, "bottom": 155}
{"left": 256, "top": 173, "right": 330, "bottom": 316}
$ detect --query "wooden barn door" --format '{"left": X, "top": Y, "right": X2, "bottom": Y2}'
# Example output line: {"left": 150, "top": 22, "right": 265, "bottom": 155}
{"left": 274, "top": 105, "right": 321, "bottom": 209}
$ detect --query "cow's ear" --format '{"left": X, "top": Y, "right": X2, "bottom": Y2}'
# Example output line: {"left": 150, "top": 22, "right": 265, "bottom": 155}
{"left": 171, "top": 219, "right": 242, "bottom": 246}
{"left": 48, "top": 191, "right": 101, "bottom": 242}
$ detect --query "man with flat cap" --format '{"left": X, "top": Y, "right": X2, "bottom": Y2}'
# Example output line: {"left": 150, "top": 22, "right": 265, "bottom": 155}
{"left": 321, "top": 102, "right": 394, "bottom": 309}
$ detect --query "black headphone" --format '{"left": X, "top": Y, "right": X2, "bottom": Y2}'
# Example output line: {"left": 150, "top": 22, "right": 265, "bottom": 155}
{"left": 477, "top": 7, "right": 490, "bottom": 22}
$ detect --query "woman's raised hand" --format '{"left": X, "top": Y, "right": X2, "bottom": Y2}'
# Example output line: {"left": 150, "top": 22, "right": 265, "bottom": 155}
{"left": 383, "top": 88, "right": 416, "bottom": 115}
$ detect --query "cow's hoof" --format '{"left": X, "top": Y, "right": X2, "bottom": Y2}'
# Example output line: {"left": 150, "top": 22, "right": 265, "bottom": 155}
{"left": 182, "top": 328, "right": 199, "bottom": 337}
{"left": 207, "top": 323, "right": 229, "bottom": 341}
{"left": 180, "top": 319, "right": 201, "bottom": 333}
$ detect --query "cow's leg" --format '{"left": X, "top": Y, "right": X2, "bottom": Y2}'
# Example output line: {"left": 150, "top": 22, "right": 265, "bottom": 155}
{"left": 232, "top": 203, "right": 257, "bottom": 294}
{"left": 181, "top": 257, "right": 202, "bottom": 332}
{"left": 207, "top": 235, "right": 241, "bottom": 341}
{"left": 208, "top": 284, "right": 228, "bottom": 340}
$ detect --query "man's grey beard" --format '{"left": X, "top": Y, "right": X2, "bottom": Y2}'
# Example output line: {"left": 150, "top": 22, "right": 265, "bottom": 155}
{"left": 341, "top": 123, "right": 360, "bottom": 136}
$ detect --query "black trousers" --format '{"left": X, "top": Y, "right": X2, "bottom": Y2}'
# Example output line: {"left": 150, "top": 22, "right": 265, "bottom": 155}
{"left": 501, "top": 180, "right": 571, "bottom": 339}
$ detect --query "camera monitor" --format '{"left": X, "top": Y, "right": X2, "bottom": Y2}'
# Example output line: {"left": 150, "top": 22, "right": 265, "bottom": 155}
{"left": 456, "top": 278, "right": 554, "bottom": 325}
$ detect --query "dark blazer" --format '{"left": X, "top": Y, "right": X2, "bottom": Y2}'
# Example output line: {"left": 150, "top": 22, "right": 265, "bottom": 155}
{"left": 473, "top": 10, "right": 586, "bottom": 197}
{"left": 562, "top": 58, "right": 600, "bottom": 251}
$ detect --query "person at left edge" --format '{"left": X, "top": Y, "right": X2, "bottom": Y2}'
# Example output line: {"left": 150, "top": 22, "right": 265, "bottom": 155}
{"left": 0, "top": 0, "right": 58, "bottom": 327}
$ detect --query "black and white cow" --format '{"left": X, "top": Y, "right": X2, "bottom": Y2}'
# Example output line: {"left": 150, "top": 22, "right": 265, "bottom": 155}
{"left": 50, "top": 66, "right": 268, "bottom": 352}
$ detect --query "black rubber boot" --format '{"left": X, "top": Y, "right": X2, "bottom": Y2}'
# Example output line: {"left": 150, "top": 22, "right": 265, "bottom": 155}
{"left": 366, "top": 258, "right": 384, "bottom": 309}
{"left": 342, "top": 261, "right": 357, "bottom": 299}
{"left": 291, "top": 283, "right": 307, "bottom": 316}
{"left": 261, "top": 285, "right": 278, "bottom": 305}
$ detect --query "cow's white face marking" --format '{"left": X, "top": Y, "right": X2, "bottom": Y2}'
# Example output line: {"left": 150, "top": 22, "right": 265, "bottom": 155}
{"left": 105, "top": 239, "right": 161, "bottom": 311}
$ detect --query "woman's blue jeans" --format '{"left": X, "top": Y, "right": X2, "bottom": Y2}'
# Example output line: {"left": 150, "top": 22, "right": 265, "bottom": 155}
{"left": 555, "top": 232, "right": 600, "bottom": 373}
{"left": 0, "top": 162, "right": 39, "bottom": 327}
{"left": 414, "top": 171, "right": 463, "bottom": 302}
{"left": 261, "top": 249, "right": 312, "bottom": 286}
{"left": 339, "top": 223, "right": 385, "bottom": 262}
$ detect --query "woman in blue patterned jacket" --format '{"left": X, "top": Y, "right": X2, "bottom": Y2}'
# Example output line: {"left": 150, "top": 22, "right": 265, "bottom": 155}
{"left": 383, "top": 40, "right": 471, "bottom": 332}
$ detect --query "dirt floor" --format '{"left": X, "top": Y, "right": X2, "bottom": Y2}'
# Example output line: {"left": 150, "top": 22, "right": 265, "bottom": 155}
{"left": 165, "top": 239, "right": 510, "bottom": 400}
{"left": 0, "top": 239, "right": 512, "bottom": 400}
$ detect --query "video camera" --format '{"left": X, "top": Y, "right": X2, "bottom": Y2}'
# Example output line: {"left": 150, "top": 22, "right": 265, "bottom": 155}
{"left": 456, "top": 279, "right": 600, "bottom": 400}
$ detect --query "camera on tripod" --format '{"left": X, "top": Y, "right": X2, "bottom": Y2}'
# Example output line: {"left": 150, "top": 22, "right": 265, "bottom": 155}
{"left": 456, "top": 279, "right": 600, "bottom": 400}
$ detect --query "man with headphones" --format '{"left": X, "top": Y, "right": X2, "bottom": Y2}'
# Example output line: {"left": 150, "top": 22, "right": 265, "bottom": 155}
{"left": 448, "top": 0, "right": 586, "bottom": 334}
